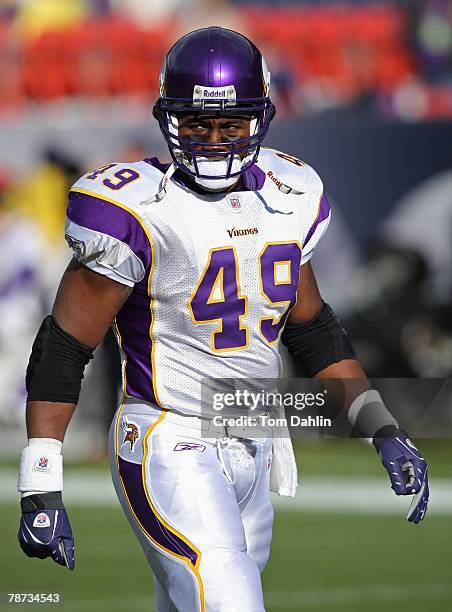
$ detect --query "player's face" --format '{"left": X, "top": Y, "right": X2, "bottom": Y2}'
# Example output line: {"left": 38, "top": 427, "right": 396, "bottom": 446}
{"left": 178, "top": 114, "right": 252, "bottom": 159}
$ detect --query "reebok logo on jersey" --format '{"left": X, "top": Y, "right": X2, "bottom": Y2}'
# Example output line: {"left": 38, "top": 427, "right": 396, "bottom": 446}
{"left": 227, "top": 227, "right": 258, "bottom": 238}
{"left": 65, "top": 234, "right": 85, "bottom": 254}
{"left": 174, "top": 442, "right": 206, "bottom": 453}
{"left": 33, "top": 513, "right": 51, "bottom": 528}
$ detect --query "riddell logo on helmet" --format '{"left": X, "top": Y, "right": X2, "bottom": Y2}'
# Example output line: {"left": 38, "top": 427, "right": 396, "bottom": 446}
{"left": 204, "top": 89, "right": 226, "bottom": 98}
{"left": 193, "top": 84, "right": 237, "bottom": 104}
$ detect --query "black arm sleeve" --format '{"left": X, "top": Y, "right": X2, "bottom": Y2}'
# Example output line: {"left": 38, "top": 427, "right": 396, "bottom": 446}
{"left": 281, "top": 302, "right": 356, "bottom": 377}
{"left": 26, "top": 315, "right": 94, "bottom": 404}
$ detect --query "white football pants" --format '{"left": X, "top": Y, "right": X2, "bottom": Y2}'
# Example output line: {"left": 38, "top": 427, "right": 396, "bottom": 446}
{"left": 108, "top": 399, "right": 274, "bottom": 612}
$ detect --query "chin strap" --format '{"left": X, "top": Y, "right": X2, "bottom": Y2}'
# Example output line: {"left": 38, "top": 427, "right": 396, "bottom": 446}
{"left": 140, "top": 163, "right": 177, "bottom": 206}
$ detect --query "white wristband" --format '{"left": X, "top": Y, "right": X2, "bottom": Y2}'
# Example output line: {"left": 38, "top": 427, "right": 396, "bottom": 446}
{"left": 18, "top": 438, "right": 64, "bottom": 493}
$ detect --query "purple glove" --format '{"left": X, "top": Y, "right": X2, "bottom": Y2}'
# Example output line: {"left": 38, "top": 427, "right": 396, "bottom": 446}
{"left": 18, "top": 492, "right": 75, "bottom": 570}
{"left": 377, "top": 435, "right": 429, "bottom": 524}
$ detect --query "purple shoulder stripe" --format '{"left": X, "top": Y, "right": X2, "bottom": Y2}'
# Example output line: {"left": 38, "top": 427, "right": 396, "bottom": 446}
{"left": 67, "top": 191, "right": 152, "bottom": 270}
{"left": 303, "top": 193, "right": 331, "bottom": 247}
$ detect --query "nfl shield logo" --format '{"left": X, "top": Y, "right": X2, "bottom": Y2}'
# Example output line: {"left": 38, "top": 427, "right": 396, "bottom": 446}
{"left": 228, "top": 197, "right": 241, "bottom": 210}
{"left": 33, "top": 512, "right": 51, "bottom": 528}
{"left": 33, "top": 455, "right": 51, "bottom": 473}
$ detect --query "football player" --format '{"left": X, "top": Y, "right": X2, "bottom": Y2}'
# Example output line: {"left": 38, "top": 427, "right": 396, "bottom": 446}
{"left": 17, "top": 27, "right": 429, "bottom": 611}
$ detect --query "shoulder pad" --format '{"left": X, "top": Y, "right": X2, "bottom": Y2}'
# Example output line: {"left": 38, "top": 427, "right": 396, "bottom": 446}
{"left": 65, "top": 159, "right": 167, "bottom": 284}
{"left": 71, "top": 159, "right": 165, "bottom": 208}
{"left": 257, "top": 147, "right": 323, "bottom": 198}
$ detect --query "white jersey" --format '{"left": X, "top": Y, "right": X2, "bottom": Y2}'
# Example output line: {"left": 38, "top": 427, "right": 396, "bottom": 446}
{"left": 65, "top": 148, "right": 331, "bottom": 416}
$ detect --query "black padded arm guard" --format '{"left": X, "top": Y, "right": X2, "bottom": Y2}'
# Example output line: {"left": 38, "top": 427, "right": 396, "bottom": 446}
{"left": 281, "top": 302, "right": 356, "bottom": 377}
{"left": 26, "top": 315, "right": 94, "bottom": 404}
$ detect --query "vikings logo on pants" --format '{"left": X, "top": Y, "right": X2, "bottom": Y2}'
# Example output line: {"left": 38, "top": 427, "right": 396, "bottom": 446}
{"left": 122, "top": 420, "right": 140, "bottom": 452}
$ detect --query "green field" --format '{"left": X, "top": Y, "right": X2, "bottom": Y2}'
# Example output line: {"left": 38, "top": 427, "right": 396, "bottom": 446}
{"left": 1, "top": 440, "right": 451, "bottom": 612}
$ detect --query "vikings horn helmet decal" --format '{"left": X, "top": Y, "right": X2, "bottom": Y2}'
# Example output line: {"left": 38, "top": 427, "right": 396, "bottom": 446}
{"left": 153, "top": 27, "right": 275, "bottom": 187}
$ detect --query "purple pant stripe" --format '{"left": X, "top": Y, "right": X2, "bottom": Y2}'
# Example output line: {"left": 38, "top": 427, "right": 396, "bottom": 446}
{"left": 118, "top": 455, "right": 199, "bottom": 566}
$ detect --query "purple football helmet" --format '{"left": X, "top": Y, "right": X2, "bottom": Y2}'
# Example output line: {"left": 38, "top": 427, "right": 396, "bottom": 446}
{"left": 153, "top": 27, "right": 275, "bottom": 184}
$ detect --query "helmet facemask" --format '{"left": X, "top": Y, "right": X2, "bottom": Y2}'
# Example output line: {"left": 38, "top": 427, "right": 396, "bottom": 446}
{"left": 153, "top": 96, "right": 275, "bottom": 191}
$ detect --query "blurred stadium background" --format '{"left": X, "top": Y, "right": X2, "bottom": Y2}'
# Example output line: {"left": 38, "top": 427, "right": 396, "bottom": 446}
{"left": 0, "top": 0, "right": 451, "bottom": 610}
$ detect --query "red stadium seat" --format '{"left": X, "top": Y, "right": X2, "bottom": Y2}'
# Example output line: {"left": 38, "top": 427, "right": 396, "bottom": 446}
{"left": 23, "top": 31, "right": 70, "bottom": 100}
{"left": 0, "top": 7, "right": 422, "bottom": 110}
